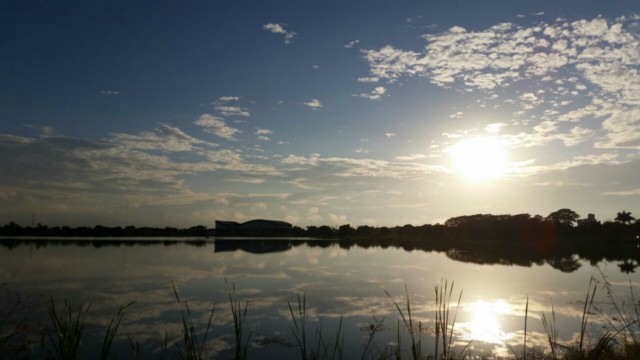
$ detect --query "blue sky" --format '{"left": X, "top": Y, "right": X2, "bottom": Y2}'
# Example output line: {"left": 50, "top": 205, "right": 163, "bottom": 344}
{"left": 1, "top": 0, "right": 639, "bottom": 227}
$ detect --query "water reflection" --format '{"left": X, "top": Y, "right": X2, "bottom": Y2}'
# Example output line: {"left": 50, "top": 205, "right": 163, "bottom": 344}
{"left": 2, "top": 237, "right": 639, "bottom": 275}
{"left": 461, "top": 299, "right": 513, "bottom": 344}
{"left": 0, "top": 238, "right": 639, "bottom": 358}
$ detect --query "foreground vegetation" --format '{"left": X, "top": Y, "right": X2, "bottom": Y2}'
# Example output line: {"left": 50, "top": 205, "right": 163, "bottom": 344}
{"left": 2, "top": 276, "right": 640, "bottom": 359}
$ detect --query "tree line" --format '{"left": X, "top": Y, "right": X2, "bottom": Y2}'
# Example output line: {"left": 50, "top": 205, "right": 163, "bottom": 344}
{"left": 0, "top": 208, "right": 638, "bottom": 241}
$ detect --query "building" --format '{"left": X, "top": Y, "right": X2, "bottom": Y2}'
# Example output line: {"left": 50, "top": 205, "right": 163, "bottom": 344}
{"left": 577, "top": 213, "right": 599, "bottom": 226}
{"left": 214, "top": 219, "right": 293, "bottom": 236}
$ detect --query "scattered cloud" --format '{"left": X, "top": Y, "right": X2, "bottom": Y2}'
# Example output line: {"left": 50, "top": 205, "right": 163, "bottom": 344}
{"left": 263, "top": 23, "right": 297, "bottom": 44}
{"left": 344, "top": 39, "right": 360, "bottom": 49}
{"left": 353, "top": 86, "right": 386, "bottom": 100}
{"left": 111, "top": 123, "right": 218, "bottom": 152}
{"left": 208, "top": 96, "right": 251, "bottom": 119}
{"left": 361, "top": 15, "right": 640, "bottom": 154}
{"left": 485, "top": 123, "right": 506, "bottom": 134}
{"left": 601, "top": 188, "right": 640, "bottom": 196}
{"left": 255, "top": 128, "right": 273, "bottom": 141}
{"left": 100, "top": 90, "right": 120, "bottom": 96}
{"left": 395, "top": 153, "right": 427, "bottom": 161}
{"left": 304, "top": 99, "right": 323, "bottom": 110}
{"left": 255, "top": 128, "right": 273, "bottom": 135}
{"left": 194, "top": 114, "right": 241, "bottom": 140}
{"left": 357, "top": 76, "right": 380, "bottom": 83}
{"left": 385, "top": 133, "right": 397, "bottom": 138}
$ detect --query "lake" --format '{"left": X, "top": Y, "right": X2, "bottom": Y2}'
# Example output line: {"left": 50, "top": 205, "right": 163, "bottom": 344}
{"left": 1, "top": 238, "right": 639, "bottom": 359}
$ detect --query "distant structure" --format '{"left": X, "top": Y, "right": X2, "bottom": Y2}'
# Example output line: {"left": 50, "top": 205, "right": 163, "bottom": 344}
{"left": 577, "top": 213, "right": 599, "bottom": 226}
{"left": 214, "top": 219, "right": 293, "bottom": 236}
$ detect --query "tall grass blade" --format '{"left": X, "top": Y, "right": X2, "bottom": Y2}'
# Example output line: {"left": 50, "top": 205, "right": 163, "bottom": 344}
{"left": 385, "top": 286, "right": 421, "bottom": 360}
{"left": 172, "top": 282, "right": 217, "bottom": 360}
{"left": 47, "top": 299, "right": 90, "bottom": 360}
{"left": 228, "top": 281, "right": 251, "bottom": 360}
{"left": 99, "top": 301, "right": 134, "bottom": 360}
{"left": 541, "top": 302, "right": 558, "bottom": 359}
{"left": 524, "top": 295, "right": 528, "bottom": 360}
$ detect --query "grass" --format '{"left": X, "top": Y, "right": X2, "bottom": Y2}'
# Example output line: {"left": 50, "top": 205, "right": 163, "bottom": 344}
{"left": 3, "top": 276, "right": 640, "bottom": 359}
{"left": 287, "top": 293, "right": 344, "bottom": 360}
{"left": 172, "top": 282, "right": 217, "bottom": 360}
{"left": 46, "top": 299, "right": 90, "bottom": 359}
{"left": 227, "top": 280, "right": 251, "bottom": 360}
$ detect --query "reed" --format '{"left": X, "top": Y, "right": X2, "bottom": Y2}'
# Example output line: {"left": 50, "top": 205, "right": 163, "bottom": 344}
{"left": 46, "top": 299, "right": 90, "bottom": 359}
{"left": 100, "top": 301, "right": 134, "bottom": 360}
{"left": 434, "top": 280, "right": 462, "bottom": 360}
{"left": 287, "top": 293, "right": 344, "bottom": 360}
{"left": 227, "top": 281, "right": 251, "bottom": 360}
{"left": 541, "top": 302, "right": 558, "bottom": 358}
{"left": 171, "top": 282, "right": 217, "bottom": 360}
{"left": 359, "top": 316, "right": 385, "bottom": 360}
{"left": 385, "top": 286, "right": 421, "bottom": 360}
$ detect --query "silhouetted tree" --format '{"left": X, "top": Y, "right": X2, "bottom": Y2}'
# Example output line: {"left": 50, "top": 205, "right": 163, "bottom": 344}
{"left": 615, "top": 210, "right": 635, "bottom": 224}
{"left": 546, "top": 208, "right": 580, "bottom": 226}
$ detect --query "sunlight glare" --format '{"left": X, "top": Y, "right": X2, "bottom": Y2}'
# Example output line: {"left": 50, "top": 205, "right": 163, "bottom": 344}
{"left": 462, "top": 300, "right": 513, "bottom": 344}
{"left": 449, "top": 137, "right": 508, "bottom": 181}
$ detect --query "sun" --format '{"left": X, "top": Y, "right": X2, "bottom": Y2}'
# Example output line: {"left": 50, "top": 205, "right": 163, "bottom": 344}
{"left": 461, "top": 300, "right": 513, "bottom": 344}
{"left": 449, "top": 137, "right": 508, "bottom": 181}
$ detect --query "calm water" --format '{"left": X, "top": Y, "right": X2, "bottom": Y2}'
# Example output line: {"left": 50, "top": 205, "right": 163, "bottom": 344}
{"left": 1, "top": 238, "right": 639, "bottom": 358}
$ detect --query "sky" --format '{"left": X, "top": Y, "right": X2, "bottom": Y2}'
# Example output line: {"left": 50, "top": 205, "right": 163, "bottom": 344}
{"left": 1, "top": 0, "right": 639, "bottom": 228}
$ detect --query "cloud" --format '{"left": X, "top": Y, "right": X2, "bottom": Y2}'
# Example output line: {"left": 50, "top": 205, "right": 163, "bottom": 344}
{"left": 449, "top": 111, "right": 464, "bottom": 119}
{"left": 601, "top": 188, "right": 640, "bottom": 196}
{"left": 255, "top": 128, "right": 273, "bottom": 135}
{"left": 357, "top": 76, "right": 379, "bottom": 83}
{"left": 361, "top": 14, "right": 640, "bottom": 160}
{"left": 304, "top": 99, "right": 322, "bottom": 109}
{"left": 111, "top": 123, "right": 217, "bottom": 152}
{"left": 263, "top": 23, "right": 297, "bottom": 44}
{"left": 194, "top": 114, "right": 241, "bottom": 140}
{"left": 385, "top": 133, "right": 396, "bottom": 138}
{"left": 209, "top": 96, "right": 251, "bottom": 118}
{"left": 353, "top": 86, "right": 386, "bottom": 100}
{"left": 100, "top": 90, "right": 120, "bottom": 96}
{"left": 344, "top": 39, "right": 360, "bottom": 49}
{"left": 329, "top": 213, "right": 347, "bottom": 224}
{"left": 395, "top": 153, "right": 427, "bottom": 161}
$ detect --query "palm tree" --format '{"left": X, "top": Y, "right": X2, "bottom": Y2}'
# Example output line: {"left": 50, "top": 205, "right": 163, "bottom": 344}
{"left": 615, "top": 210, "right": 635, "bottom": 224}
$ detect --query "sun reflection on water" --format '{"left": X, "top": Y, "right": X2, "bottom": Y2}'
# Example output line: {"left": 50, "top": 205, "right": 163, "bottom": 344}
{"left": 461, "top": 299, "right": 513, "bottom": 344}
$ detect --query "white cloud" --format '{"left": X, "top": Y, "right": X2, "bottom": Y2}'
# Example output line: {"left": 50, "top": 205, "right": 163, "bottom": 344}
{"left": 353, "top": 86, "right": 386, "bottom": 100}
{"left": 304, "top": 99, "right": 322, "bottom": 109}
{"left": 281, "top": 154, "right": 319, "bottom": 166}
{"left": 111, "top": 123, "right": 217, "bottom": 152}
{"left": 485, "top": 123, "right": 506, "bottom": 134}
{"left": 395, "top": 153, "right": 427, "bottom": 161}
{"left": 263, "top": 23, "right": 297, "bottom": 44}
{"left": 357, "top": 76, "right": 380, "bottom": 83}
{"left": 329, "top": 213, "right": 347, "bottom": 225}
{"left": 449, "top": 111, "right": 464, "bottom": 119}
{"left": 255, "top": 128, "right": 273, "bottom": 135}
{"left": 194, "top": 114, "right": 241, "bottom": 140}
{"left": 601, "top": 188, "right": 640, "bottom": 196}
{"left": 385, "top": 133, "right": 396, "bottom": 138}
{"left": 344, "top": 39, "right": 360, "bottom": 49}
{"left": 211, "top": 97, "right": 250, "bottom": 117}
{"left": 213, "top": 105, "right": 250, "bottom": 117}
{"left": 361, "top": 14, "right": 640, "bottom": 157}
